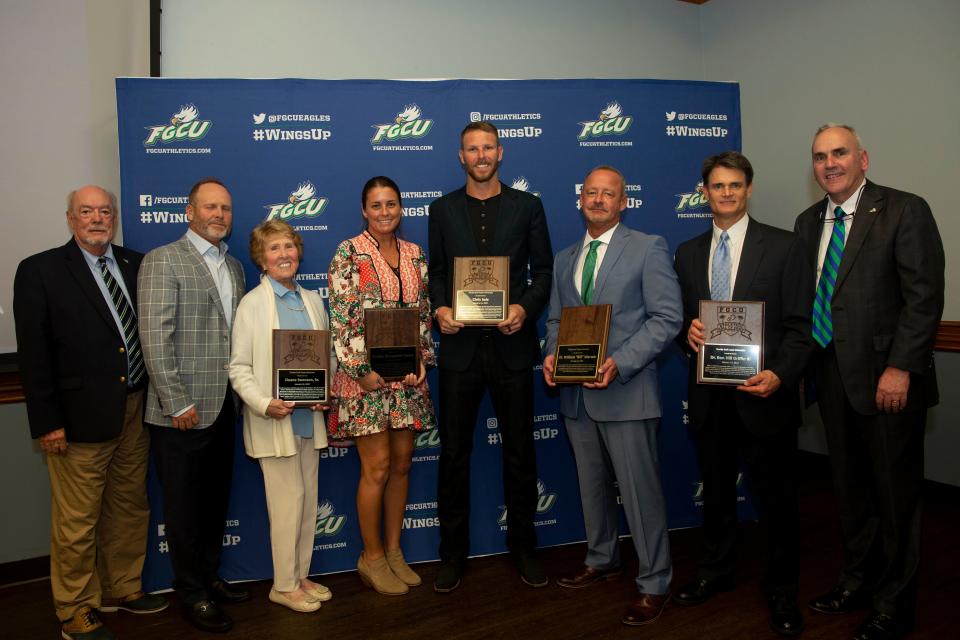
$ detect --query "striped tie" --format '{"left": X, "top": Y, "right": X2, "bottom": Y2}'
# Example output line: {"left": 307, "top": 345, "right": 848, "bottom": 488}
{"left": 97, "top": 257, "right": 145, "bottom": 385}
{"left": 812, "top": 206, "right": 846, "bottom": 347}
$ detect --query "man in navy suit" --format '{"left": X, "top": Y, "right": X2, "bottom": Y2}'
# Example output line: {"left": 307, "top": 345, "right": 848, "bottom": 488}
{"left": 14, "top": 185, "right": 167, "bottom": 640}
{"left": 673, "top": 152, "right": 813, "bottom": 637}
{"left": 543, "top": 165, "right": 682, "bottom": 627}
{"left": 796, "top": 125, "right": 944, "bottom": 640}
{"left": 428, "top": 121, "right": 553, "bottom": 592}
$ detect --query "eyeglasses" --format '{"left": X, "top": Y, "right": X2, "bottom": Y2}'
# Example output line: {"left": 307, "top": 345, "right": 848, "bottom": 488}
{"left": 76, "top": 207, "right": 115, "bottom": 218}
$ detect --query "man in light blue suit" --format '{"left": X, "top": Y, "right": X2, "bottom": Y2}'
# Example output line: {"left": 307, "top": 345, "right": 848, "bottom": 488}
{"left": 543, "top": 166, "right": 682, "bottom": 627}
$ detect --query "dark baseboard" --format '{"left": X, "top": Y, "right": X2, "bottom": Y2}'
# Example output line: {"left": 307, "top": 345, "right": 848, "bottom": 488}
{"left": 0, "top": 555, "right": 49, "bottom": 587}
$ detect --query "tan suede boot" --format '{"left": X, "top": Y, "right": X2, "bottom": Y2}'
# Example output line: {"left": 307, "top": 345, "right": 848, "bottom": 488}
{"left": 357, "top": 553, "right": 408, "bottom": 595}
{"left": 385, "top": 548, "right": 422, "bottom": 586}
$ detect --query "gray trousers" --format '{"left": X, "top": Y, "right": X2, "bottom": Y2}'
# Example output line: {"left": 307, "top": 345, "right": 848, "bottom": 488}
{"left": 564, "top": 413, "right": 673, "bottom": 595}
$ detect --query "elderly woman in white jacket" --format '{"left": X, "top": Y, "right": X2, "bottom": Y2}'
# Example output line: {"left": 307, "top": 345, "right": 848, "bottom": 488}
{"left": 229, "top": 220, "right": 336, "bottom": 613}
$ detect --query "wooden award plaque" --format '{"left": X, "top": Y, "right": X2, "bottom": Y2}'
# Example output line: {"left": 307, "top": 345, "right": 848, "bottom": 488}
{"left": 553, "top": 304, "right": 613, "bottom": 383}
{"left": 452, "top": 256, "right": 510, "bottom": 325}
{"left": 365, "top": 307, "right": 420, "bottom": 382}
{"left": 697, "top": 300, "right": 765, "bottom": 385}
{"left": 273, "top": 329, "right": 330, "bottom": 405}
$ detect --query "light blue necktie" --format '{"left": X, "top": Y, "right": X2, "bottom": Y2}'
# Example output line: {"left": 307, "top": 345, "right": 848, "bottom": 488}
{"left": 710, "top": 231, "right": 731, "bottom": 301}
{"left": 812, "top": 206, "right": 846, "bottom": 347}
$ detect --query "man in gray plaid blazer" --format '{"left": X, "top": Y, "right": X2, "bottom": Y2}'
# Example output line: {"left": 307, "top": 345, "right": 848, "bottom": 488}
{"left": 138, "top": 178, "right": 249, "bottom": 633}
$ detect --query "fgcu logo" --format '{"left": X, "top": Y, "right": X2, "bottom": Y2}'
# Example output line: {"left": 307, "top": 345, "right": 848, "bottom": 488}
{"left": 675, "top": 182, "right": 710, "bottom": 212}
{"left": 414, "top": 429, "right": 441, "bottom": 449}
{"left": 265, "top": 181, "right": 328, "bottom": 221}
{"left": 510, "top": 176, "right": 541, "bottom": 198}
{"left": 315, "top": 500, "right": 347, "bottom": 536}
{"left": 371, "top": 104, "right": 433, "bottom": 144}
{"left": 577, "top": 101, "right": 633, "bottom": 140}
{"left": 144, "top": 104, "right": 212, "bottom": 146}
{"left": 498, "top": 480, "right": 558, "bottom": 525}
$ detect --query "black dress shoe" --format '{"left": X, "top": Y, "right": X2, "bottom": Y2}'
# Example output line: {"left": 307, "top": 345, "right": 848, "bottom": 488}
{"left": 209, "top": 579, "right": 251, "bottom": 604}
{"left": 808, "top": 585, "right": 868, "bottom": 615}
{"left": 674, "top": 576, "right": 734, "bottom": 606}
{"left": 181, "top": 600, "right": 232, "bottom": 633}
{"left": 433, "top": 561, "right": 463, "bottom": 593}
{"left": 514, "top": 552, "right": 548, "bottom": 588}
{"left": 769, "top": 592, "right": 804, "bottom": 637}
{"left": 852, "top": 611, "right": 912, "bottom": 640}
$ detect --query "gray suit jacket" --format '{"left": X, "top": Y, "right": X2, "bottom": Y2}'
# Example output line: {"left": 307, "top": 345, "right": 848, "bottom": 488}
{"left": 138, "top": 235, "right": 246, "bottom": 428}
{"left": 795, "top": 181, "right": 943, "bottom": 415}
{"left": 544, "top": 224, "right": 682, "bottom": 422}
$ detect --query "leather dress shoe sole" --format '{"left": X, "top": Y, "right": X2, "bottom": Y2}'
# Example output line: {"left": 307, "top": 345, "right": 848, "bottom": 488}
{"left": 808, "top": 585, "right": 868, "bottom": 615}
{"left": 674, "top": 577, "right": 734, "bottom": 606}
{"left": 557, "top": 566, "right": 623, "bottom": 589}
{"left": 181, "top": 600, "right": 232, "bottom": 633}
{"left": 621, "top": 592, "right": 670, "bottom": 626}
{"left": 209, "top": 579, "right": 251, "bottom": 604}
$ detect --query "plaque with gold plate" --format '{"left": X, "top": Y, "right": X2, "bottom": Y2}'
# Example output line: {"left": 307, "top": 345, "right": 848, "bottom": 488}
{"left": 553, "top": 304, "right": 613, "bottom": 383}
{"left": 697, "top": 300, "right": 765, "bottom": 385}
{"left": 273, "top": 329, "right": 330, "bottom": 405}
{"left": 452, "top": 256, "right": 509, "bottom": 325}
{"left": 365, "top": 307, "right": 420, "bottom": 382}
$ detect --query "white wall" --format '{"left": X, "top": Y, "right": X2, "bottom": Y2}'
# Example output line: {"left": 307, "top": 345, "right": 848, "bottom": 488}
{"left": 0, "top": 0, "right": 150, "bottom": 352}
{"left": 160, "top": 0, "right": 705, "bottom": 80}
{"left": 699, "top": 0, "right": 959, "bottom": 483}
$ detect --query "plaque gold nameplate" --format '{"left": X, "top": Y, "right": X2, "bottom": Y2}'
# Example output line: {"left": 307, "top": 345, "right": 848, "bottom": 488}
{"left": 452, "top": 256, "right": 509, "bottom": 325}
{"left": 273, "top": 329, "right": 330, "bottom": 405}
{"left": 553, "top": 304, "right": 613, "bottom": 383}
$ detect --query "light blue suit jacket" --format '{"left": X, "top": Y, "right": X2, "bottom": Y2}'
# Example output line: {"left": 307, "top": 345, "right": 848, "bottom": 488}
{"left": 544, "top": 223, "right": 682, "bottom": 423}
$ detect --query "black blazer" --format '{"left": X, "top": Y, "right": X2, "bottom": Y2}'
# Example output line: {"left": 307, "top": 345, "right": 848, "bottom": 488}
{"left": 13, "top": 238, "right": 145, "bottom": 442}
{"left": 794, "top": 180, "right": 943, "bottom": 415}
{"left": 428, "top": 183, "right": 553, "bottom": 371}
{"left": 674, "top": 218, "right": 814, "bottom": 436}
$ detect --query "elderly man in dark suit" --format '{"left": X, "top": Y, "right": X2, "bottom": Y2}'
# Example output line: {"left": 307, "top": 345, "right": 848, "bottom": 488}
{"left": 795, "top": 124, "right": 944, "bottom": 640}
{"left": 673, "top": 152, "right": 814, "bottom": 637}
{"left": 138, "top": 178, "right": 249, "bottom": 633}
{"left": 428, "top": 121, "right": 553, "bottom": 593}
{"left": 14, "top": 185, "right": 168, "bottom": 640}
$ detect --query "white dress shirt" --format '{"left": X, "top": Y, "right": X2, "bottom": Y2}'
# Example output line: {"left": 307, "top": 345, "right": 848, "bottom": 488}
{"left": 707, "top": 214, "right": 750, "bottom": 296}
{"left": 815, "top": 178, "right": 866, "bottom": 281}
{"left": 574, "top": 223, "right": 619, "bottom": 297}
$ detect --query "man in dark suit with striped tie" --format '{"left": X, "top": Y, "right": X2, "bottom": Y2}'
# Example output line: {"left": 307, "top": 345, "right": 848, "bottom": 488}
{"left": 14, "top": 185, "right": 167, "bottom": 640}
{"left": 795, "top": 124, "right": 944, "bottom": 640}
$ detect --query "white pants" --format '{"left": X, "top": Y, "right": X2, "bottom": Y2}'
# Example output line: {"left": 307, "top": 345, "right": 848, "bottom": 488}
{"left": 259, "top": 437, "right": 319, "bottom": 591}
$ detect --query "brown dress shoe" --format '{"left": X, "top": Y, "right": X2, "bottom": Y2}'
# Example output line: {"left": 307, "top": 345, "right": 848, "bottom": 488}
{"left": 557, "top": 565, "right": 622, "bottom": 589}
{"left": 621, "top": 592, "right": 670, "bottom": 626}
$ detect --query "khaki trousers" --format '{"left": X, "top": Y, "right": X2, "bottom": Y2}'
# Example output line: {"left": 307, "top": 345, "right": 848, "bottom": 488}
{"left": 259, "top": 437, "right": 319, "bottom": 592}
{"left": 47, "top": 390, "right": 150, "bottom": 621}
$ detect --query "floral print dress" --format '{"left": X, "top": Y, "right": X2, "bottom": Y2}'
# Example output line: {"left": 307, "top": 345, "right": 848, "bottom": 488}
{"left": 327, "top": 231, "right": 436, "bottom": 439}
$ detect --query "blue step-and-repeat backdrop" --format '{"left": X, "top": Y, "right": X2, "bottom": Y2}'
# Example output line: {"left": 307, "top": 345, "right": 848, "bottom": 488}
{"left": 116, "top": 78, "right": 751, "bottom": 591}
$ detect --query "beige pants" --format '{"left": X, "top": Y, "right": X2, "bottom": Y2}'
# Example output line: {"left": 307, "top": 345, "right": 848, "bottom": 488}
{"left": 259, "top": 437, "right": 320, "bottom": 592}
{"left": 47, "top": 390, "right": 150, "bottom": 621}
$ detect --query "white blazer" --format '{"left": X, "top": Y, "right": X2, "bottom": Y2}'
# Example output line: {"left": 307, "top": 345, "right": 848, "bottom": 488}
{"left": 229, "top": 277, "right": 334, "bottom": 457}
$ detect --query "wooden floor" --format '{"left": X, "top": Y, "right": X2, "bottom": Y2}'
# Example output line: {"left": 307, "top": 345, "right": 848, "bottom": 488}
{"left": 2, "top": 452, "right": 957, "bottom": 640}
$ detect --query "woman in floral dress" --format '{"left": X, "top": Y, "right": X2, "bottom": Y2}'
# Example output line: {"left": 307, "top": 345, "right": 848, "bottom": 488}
{"left": 327, "top": 176, "right": 436, "bottom": 596}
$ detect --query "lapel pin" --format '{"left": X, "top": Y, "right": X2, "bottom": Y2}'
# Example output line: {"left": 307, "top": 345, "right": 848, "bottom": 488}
{"left": 868, "top": 208, "right": 877, "bottom": 213}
